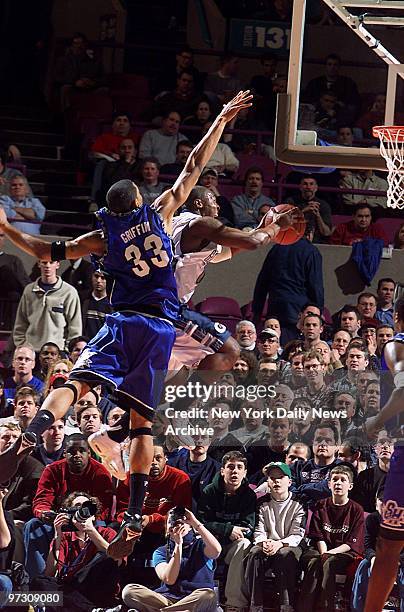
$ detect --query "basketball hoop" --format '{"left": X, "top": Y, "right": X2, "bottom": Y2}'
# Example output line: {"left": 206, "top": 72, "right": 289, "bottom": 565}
{"left": 373, "top": 125, "right": 404, "bottom": 209}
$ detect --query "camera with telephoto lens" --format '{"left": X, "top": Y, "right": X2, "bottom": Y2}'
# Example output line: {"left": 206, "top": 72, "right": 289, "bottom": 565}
{"left": 168, "top": 506, "right": 187, "bottom": 528}
{"left": 59, "top": 500, "right": 98, "bottom": 532}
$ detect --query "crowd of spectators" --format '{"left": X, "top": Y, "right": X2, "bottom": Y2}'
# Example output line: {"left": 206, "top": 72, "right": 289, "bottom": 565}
{"left": 0, "top": 264, "right": 402, "bottom": 610}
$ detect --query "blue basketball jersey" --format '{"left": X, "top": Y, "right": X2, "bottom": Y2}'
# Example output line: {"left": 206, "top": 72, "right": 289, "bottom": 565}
{"left": 93, "top": 205, "right": 179, "bottom": 320}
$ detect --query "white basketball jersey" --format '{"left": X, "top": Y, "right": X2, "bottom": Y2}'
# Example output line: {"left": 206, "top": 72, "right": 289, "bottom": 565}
{"left": 172, "top": 211, "right": 222, "bottom": 304}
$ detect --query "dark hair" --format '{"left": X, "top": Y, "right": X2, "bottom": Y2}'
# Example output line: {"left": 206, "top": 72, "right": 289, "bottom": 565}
{"left": 326, "top": 53, "right": 341, "bottom": 64}
{"left": 177, "top": 69, "right": 194, "bottom": 81}
{"left": 112, "top": 111, "right": 132, "bottom": 123}
{"left": 357, "top": 292, "right": 377, "bottom": 304}
{"left": 301, "top": 303, "right": 322, "bottom": 314}
{"left": 176, "top": 140, "right": 193, "bottom": 152}
{"left": 68, "top": 336, "right": 89, "bottom": 353}
{"left": 63, "top": 490, "right": 102, "bottom": 515}
{"left": 221, "top": 450, "right": 247, "bottom": 468}
{"left": 72, "top": 32, "right": 87, "bottom": 42}
{"left": 393, "top": 222, "right": 404, "bottom": 249}
{"left": 106, "top": 179, "right": 138, "bottom": 214}
{"left": 65, "top": 433, "right": 88, "bottom": 446}
{"left": 299, "top": 174, "right": 317, "bottom": 185}
{"left": 377, "top": 277, "right": 396, "bottom": 290}
{"left": 340, "top": 304, "right": 361, "bottom": 319}
{"left": 340, "top": 437, "right": 361, "bottom": 455}
{"left": 0, "top": 150, "right": 7, "bottom": 166}
{"left": 337, "top": 125, "right": 353, "bottom": 133}
{"left": 353, "top": 204, "right": 372, "bottom": 216}
{"left": 184, "top": 186, "right": 209, "bottom": 210}
{"left": 314, "top": 420, "right": 340, "bottom": 445}
{"left": 282, "top": 339, "right": 304, "bottom": 361}
{"left": 162, "top": 109, "right": 182, "bottom": 120}
{"left": 141, "top": 157, "right": 160, "bottom": 171}
{"left": 244, "top": 166, "right": 264, "bottom": 183}
{"left": 302, "top": 313, "right": 323, "bottom": 325}
{"left": 237, "top": 350, "right": 258, "bottom": 372}
{"left": 39, "top": 342, "right": 61, "bottom": 354}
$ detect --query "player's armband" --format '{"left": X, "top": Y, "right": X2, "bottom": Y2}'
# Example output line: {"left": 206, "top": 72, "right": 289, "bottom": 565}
{"left": 50, "top": 241, "right": 67, "bottom": 261}
{"left": 394, "top": 371, "right": 404, "bottom": 389}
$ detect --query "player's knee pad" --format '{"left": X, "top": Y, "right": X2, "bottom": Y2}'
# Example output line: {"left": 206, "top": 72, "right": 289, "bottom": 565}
{"left": 129, "top": 427, "right": 152, "bottom": 439}
{"left": 88, "top": 387, "right": 100, "bottom": 405}
{"left": 63, "top": 381, "right": 78, "bottom": 404}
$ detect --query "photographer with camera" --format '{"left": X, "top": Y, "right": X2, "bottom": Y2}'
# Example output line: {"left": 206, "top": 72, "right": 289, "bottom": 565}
{"left": 122, "top": 506, "right": 221, "bottom": 612}
{"left": 23, "top": 433, "right": 113, "bottom": 580}
{"left": 31, "top": 491, "right": 120, "bottom": 610}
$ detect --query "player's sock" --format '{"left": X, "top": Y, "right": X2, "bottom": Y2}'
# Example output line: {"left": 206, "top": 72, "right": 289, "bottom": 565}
{"left": 127, "top": 473, "right": 148, "bottom": 516}
{"left": 26, "top": 410, "right": 55, "bottom": 437}
{"left": 108, "top": 411, "right": 130, "bottom": 442}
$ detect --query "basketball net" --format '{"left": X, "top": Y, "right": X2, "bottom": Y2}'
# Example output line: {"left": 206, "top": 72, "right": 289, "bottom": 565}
{"left": 373, "top": 125, "right": 404, "bottom": 209}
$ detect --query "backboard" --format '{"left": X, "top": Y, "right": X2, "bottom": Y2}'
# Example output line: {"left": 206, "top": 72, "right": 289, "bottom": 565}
{"left": 274, "top": 0, "right": 404, "bottom": 170}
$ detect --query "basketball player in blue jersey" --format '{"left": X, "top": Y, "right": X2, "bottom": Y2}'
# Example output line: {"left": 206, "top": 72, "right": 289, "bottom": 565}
{"left": 364, "top": 296, "right": 404, "bottom": 612}
{"left": 0, "top": 91, "right": 276, "bottom": 559}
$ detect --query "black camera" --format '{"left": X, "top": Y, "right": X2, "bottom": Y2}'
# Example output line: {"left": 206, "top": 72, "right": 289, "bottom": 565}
{"left": 60, "top": 500, "right": 98, "bottom": 531}
{"left": 168, "top": 506, "right": 187, "bottom": 528}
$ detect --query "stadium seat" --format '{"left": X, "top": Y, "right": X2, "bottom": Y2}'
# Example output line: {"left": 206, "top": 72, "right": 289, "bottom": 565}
{"left": 196, "top": 296, "right": 242, "bottom": 335}
{"left": 108, "top": 73, "right": 150, "bottom": 99}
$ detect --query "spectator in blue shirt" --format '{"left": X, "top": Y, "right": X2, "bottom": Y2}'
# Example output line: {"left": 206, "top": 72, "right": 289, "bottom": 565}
{"left": 231, "top": 167, "right": 275, "bottom": 229}
{"left": 122, "top": 507, "right": 221, "bottom": 612}
{"left": 3, "top": 346, "right": 43, "bottom": 409}
{"left": 375, "top": 277, "right": 395, "bottom": 327}
{"left": 0, "top": 176, "right": 45, "bottom": 235}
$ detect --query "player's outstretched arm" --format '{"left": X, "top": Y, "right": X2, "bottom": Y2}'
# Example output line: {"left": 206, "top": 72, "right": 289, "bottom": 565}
{"left": 181, "top": 207, "right": 301, "bottom": 256}
{"left": 155, "top": 91, "right": 253, "bottom": 223}
{"left": 0, "top": 207, "right": 105, "bottom": 260}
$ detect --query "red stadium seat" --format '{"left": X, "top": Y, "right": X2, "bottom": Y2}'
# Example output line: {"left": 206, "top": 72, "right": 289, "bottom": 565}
{"left": 196, "top": 296, "right": 242, "bottom": 335}
{"left": 108, "top": 74, "right": 150, "bottom": 99}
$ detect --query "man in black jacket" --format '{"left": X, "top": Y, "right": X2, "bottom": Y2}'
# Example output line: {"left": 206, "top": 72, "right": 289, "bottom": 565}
{"left": 252, "top": 226, "right": 324, "bottom": 344}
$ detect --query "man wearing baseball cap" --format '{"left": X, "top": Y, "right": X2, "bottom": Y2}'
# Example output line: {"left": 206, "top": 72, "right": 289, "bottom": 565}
{"left": 244, "top": 462, "right": 306, "bottom": 612}
{"left": 198, "top": 168, "right": 234, "bottom": 226}
{"left": 256, "top": 328, "right": 280, "bottom": 362}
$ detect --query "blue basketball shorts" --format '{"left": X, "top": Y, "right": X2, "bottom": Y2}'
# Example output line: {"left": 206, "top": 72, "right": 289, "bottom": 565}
{"left": 380, "top": 445, "right": 404, "bottom": 540}
{"left": 69, "top": 311, "right": 175, "bottom": 421}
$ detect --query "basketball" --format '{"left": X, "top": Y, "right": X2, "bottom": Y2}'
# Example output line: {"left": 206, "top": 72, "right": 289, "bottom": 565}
{"left": 262, "top": 204, "right": 306, "bottom": 245}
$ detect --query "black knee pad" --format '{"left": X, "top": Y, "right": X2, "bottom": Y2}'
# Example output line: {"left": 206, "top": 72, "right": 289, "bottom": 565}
{"left": 63, "top": 381, "right": 78, "bottom": 404}
{"left": 129, "top": 427, "right": 152, "bottom": 439}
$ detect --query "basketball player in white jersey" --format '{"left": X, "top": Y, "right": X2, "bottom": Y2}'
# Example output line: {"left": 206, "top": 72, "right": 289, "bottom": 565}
{"left": 168, "top": 186, "right": 299, "bottom": 381}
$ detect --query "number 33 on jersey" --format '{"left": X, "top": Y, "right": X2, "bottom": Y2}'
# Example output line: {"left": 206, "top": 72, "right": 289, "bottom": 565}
{"left": 92, "top": 204, "right": 179, "bottom": 320}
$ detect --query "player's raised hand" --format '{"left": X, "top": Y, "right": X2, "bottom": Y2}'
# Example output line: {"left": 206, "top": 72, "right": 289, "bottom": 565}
{"left": 219, "top": 90, "right": 253, "bottom": 123}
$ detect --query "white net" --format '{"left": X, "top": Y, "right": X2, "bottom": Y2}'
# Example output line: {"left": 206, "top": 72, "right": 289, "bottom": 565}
{"left": 373, "top": 126, "right": 404, "bottom": 209}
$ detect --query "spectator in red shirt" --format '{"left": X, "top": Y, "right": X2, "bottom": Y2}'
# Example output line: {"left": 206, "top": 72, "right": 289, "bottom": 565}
{"left": 298, "top": 464, "right": 364, "bottom": 611}
{"left": 329, "top": 205, "right": 387, "bottom": 246}
{"left": 91, "top": 112, "right": 139, "bottom": 160}
{"left": 116, "top": 443, "right": 192, "bottom": 557}
{"left": 23, "top": 434, "right": 113, "bottom": 579}
{"left": 33, "top": 491, "right": 120, "bottom": 609}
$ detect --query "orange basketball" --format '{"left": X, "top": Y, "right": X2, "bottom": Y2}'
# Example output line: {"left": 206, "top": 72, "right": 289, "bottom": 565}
{"left": 262, "top": 204, "right": 306, "bottom": 245}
